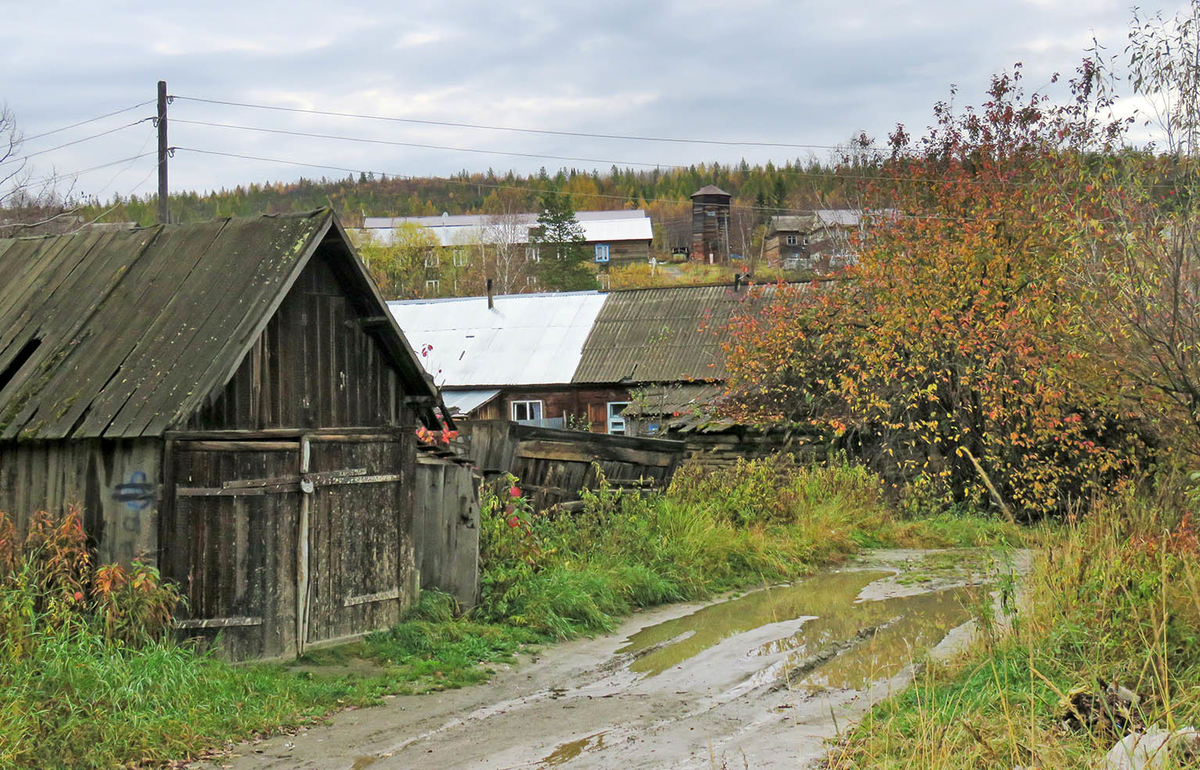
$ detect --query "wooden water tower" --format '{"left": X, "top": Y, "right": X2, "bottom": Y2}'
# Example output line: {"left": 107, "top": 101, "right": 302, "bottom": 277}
{"left": 690, "top": 184, "right": 731, "bottom": 263}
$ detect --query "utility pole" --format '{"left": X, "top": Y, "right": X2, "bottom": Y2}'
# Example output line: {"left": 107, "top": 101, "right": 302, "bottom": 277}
{"left": 156, "top": 80, "right": 169, "bottom": 224}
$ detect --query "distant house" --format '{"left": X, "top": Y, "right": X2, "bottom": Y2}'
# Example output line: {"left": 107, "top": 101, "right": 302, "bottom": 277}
{"left": 389, "top": 284, "right": 761, "bottom": 438}
{"left": 0, "top": 209, "right": 446, "bottom": 661}
{"left": 763, "top": 209, "right": 869, "bottom": 272}
{"left": 388, "top": 291, "right": 619, "bottom": 431}
{"left": 360, "top": 209, "right": 654, "bottom": 269}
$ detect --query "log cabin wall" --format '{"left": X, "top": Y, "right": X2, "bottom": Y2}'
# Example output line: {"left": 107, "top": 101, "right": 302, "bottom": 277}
{"left": 487, "top": 386, "right": 632, "bottom": 432}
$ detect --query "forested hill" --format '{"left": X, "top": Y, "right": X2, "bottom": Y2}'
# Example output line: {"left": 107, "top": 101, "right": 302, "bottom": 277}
{"left": 77, "top": 158, "right": 866, "bottom": 229}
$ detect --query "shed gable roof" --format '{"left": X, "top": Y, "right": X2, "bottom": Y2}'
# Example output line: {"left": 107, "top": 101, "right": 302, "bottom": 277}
{"left": 0, "top": 209, "right": 436, "bottom": 439}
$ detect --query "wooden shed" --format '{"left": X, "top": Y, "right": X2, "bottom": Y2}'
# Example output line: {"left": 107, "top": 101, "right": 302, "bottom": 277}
{"left": 0, "top": 209, "right": 445, "bottom": 660}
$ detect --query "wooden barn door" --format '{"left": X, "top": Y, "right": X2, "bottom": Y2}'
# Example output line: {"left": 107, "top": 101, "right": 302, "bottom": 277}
{"left": 163, "top": 440, "right": 301, "bottom": 661}
{"left": 300, "top": 434, "right": 414, "bottom": 649}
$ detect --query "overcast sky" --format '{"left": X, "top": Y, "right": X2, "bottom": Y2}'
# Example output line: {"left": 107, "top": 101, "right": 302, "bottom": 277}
{"left": 0, "top": 0, "right": 1184, "bottom": 202}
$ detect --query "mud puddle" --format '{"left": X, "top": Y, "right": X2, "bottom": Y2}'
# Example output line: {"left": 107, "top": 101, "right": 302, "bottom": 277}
{"left": 202, "top": 548, "right": 1021, "bottom": 770}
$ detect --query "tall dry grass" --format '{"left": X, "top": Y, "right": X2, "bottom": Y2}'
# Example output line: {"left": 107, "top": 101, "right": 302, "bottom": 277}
{"left": 826, "top": 481, "right": 1200, "bottom": 768}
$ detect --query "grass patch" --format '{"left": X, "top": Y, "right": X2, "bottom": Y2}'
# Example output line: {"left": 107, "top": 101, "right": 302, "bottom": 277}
{"left": 0, "top": 454, "right": 1022, "bottom": 768}
{"left": 826, "top": 484, "right": 1200, "bottom": 769}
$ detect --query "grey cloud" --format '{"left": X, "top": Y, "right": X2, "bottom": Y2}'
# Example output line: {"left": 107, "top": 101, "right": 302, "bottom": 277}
{"left": 0, "top": 0, "right": 1188, "bottom": 197}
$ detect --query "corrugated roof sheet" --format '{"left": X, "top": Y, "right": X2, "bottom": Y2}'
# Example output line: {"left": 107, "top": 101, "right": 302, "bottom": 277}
{"left": 572, "top": 285, "right": 762, "bottom": 384}
{"left": 388, "top": 292, "right": 608, "bottom": 387}
{"left": 0, "top": 209, "right": 436, "bottom": 439}
{"left": 360, "top": 210, "right": 652, "bottom": 247}
{"left": 442, "top": 389, "right": 501, "bottom": 416}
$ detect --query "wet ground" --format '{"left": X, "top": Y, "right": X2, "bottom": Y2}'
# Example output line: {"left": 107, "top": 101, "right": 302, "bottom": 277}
{"left": 202, "top": 548, "right": 1023, "bottom": 770}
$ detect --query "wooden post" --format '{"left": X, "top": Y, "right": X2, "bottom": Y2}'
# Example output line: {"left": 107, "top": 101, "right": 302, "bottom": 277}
{"left": 156, "top": 80, "right": 169, "bottom": 224}
{"left": 296, "top": 436, "right": 311, "bottom": 654}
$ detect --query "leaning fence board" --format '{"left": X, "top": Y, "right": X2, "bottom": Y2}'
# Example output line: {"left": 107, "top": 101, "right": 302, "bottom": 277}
{"left": 175, "top": 616, "right": 263, "bottom": 629}
{"left": 344, "top": 587, "right": 401, "bottom": 607}
{"left": 465, "top": 421, "right": 685, "bottom": 512}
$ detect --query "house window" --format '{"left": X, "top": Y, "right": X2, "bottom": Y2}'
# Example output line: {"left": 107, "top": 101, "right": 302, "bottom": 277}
{"left": 425, "top": 279, "right": 440, "bottom": 292}
{"left": 785, "top": 234, "right": 798, "bottom": 246}
{"left": 424, "top": 252, "right": 440, "bottom": 267}
{"left": 512, "top": 400, "right": 544, "bottom": 422}
{"left": 525, "top": 246, "right": 540, "bottom": 262}
{"left": 607, "top": 402, "right": 630, "bottom": 435}
{"left": 526, "top": 275, "right": 539, "bottom": 288}
{"left": 452, "top": 249, "right": 468, "bottom": 267}
{"left": 594, "top": 244, "right": 610, "bottom": 263}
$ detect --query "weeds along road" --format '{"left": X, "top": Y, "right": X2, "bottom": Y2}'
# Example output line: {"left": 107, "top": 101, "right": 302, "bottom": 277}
{"left": 202, "top": 549, "right": 1024, "bottom": 770}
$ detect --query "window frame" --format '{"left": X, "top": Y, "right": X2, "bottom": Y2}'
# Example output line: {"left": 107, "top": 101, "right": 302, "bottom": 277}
{"left": 594, "top": 243, "right": 611, "bottom": 263}
{"left": 511, "top": 400, "right": 544, "bottom": 422}
{"left": 606, "top": 401, "right": 631, "bottom": 435}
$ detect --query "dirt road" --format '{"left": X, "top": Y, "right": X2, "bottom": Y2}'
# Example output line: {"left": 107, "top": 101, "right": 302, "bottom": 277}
{"left": 205, "top": 549, "right": 1018, "bottom": 770}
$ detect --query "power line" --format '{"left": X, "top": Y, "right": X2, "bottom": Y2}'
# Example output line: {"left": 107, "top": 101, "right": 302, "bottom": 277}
{"left": 171, "top": 118, "right": 690, "bottom": 170}
{"left": 26, "top": 151, "right": 160, "bottom": 186}
{"left": 22, "top": 101, "right": 157, "bottom": 143}
{"left": 171, "top": 94, "right": 857, "bottom": 152}
{"left": 0, "top": 120, "right": 153, "bottom": 168}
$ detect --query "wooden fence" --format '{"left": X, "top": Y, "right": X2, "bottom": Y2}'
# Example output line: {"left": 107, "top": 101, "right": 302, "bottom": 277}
{"left": 464, "top": 421, "right": 686, "bottom": 510}
{"left": 414, "top": 450, "right": 480, "bottom": 608}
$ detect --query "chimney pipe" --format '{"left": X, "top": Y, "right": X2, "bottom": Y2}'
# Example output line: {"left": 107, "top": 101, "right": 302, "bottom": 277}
{"left": 733, "top": 274, "right": 742, "bottom": 292}
{"left": 487, "top": 278, "right": 494, "bottom": 309}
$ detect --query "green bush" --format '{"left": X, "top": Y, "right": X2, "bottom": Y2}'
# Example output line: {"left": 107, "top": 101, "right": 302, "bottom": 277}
{"left": 474, "top": 457, "right": 920, "bottom": 638}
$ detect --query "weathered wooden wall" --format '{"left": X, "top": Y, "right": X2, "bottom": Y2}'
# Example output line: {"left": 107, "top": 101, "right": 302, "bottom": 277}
{"left": 186, "top": 252, "right": 411, "bottom": 432}
{"left": 414, "top": 455, "right": 480, "bottom": 608}
{"left": 163, "top": 440, "right": 300, "bottom": 661}
{"left": 162, "top": 431, "right": 419, "bottom": 661}
{"left": 0, "top": 438, "right": 161, "bottom": 565}
{"left": 304, "top": 434, "right": 416, "bottom": 649}
{"left": 606, "top": 240, "right": 652, "bottom": 264}
{"left": 466, "top": 420, "right": 685, "bottom": 509}
{"left": 670, "top": 427, "right": 827, "bottom": 470}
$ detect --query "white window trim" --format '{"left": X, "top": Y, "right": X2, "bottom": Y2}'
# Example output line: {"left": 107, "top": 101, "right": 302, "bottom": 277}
{"left": 525, "top": 245, "right": 540, "bottom": 262}
{"left": 785, "top": 234, "right": 798, "bottom": 246}
{"left": 512, "top": 400, "right": 544, "bottom": 422}
{"left": 424, "top": 279, "right": 440, "bottom": 291}
{"left": 594, "top": 243, "right": 610, "bottom": 263}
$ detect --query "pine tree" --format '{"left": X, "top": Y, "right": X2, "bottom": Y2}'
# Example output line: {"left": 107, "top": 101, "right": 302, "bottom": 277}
{"left": 530, "top": 190, "right": 593, "bottom": 291}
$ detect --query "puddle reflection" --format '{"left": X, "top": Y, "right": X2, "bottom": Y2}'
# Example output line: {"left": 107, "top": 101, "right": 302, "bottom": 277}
{"left": 618, "top": 569, "right": 979, "bottom": 689}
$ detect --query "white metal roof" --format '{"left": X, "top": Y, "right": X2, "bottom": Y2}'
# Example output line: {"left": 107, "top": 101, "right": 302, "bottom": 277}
{"left": 359, "top": 210, "right": 652, "bottom": 247}
{"left": 442, "top": 389, "right": 502, "bottom": 415}
{"left": 388, "top": 291, "right": 610, "bottom": 387}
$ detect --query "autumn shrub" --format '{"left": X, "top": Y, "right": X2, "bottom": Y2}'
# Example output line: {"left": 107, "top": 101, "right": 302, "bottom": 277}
{"left": 0, "top": 508, "right": 180, "bottom": 659}
{"left": 721, "top": 70, "right": 1151, "bottom": 520}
